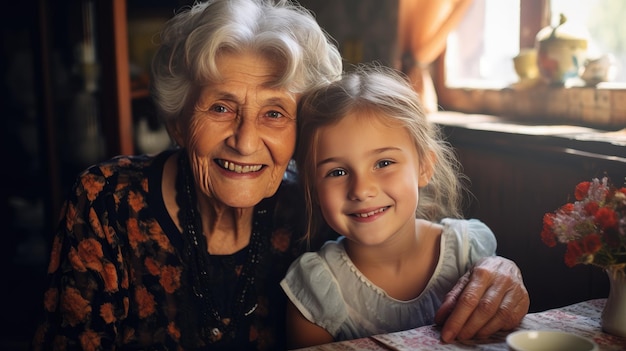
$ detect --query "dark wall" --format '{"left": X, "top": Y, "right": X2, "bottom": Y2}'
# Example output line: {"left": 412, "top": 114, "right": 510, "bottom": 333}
{"left": 300, "top": 0, "right": 399, "bottom": 68}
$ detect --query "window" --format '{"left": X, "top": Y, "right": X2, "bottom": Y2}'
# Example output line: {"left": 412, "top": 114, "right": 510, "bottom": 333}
{"left": 446, "top": 0, "right": 626, "bottom": 87}
{"left": 446, "top": 0, "right": 520, "bottom": 88}
{"left": 438, "top": 0, "right": 626, "bottom": 129}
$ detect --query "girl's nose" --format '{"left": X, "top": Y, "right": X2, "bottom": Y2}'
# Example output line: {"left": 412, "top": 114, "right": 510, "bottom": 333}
{"left": 348, "top": 173, "right": 378, "bottom": 201}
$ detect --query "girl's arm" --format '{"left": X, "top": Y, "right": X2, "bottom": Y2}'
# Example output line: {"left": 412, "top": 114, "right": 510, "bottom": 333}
{"left": 285, "top": 299, "right": 334, "bottom": 349}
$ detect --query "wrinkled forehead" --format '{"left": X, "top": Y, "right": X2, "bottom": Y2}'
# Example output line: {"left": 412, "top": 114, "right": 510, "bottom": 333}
{"left": 205, "top": 48, "right": 290, "bottom": 88}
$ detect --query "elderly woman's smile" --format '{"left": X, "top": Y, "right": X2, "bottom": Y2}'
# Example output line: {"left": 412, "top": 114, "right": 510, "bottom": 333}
{"left": 216, "top": 159, "right": 264, "bottom": 173}
{"left": 180, "top": 52, "right": 298, "bottom": 208}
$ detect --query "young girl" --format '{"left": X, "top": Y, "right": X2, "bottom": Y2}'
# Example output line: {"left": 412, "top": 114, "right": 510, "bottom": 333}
{"left": 280, "top": 65, "right": 498, "bottom": 348}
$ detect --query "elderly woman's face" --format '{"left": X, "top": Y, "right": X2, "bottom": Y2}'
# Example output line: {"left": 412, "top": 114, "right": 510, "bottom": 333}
{"left": 177, "top": 51, "right": 298, "bottom": 208}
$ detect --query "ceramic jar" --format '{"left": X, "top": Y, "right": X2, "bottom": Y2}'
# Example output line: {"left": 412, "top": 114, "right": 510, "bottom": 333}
{"left": 601, "top": 266, "right": 626, "bottom": 338}
{"left": 535, "top": 14, "right": 589, "bottom": 85}
{"left": 513, "top": 48, "right": 539, "bottom": 81}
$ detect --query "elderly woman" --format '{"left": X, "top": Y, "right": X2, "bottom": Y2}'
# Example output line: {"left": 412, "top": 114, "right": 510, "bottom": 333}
{"left": 31, "top": 0, "right": 528, "bottom": 350}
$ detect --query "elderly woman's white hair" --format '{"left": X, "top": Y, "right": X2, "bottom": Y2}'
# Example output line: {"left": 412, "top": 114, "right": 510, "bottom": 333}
{"left": 151, "top": 0, "right": 343, "bottom": 125}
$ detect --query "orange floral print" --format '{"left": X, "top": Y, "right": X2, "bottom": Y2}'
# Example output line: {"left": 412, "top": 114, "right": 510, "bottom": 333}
{"left": 128, "top": 190, "right": 145, "bottom": 213}
{"left": 81, "top": 173, "right": 105, "bottom": 202}
{"left": 149, "top": 220, "right": 174, "bottom": 253}
{"left": 61, "top": 287, "right": 91, "bottom": 326}
{"left": 128, "top": 218, "right": 148, "bottom": 251}
{"left": 135, "top": 286, "right": 156, "bottom": 319}
{"left": 80, "top": 329, "right": 101, "bottom": 351}
{"left": 114, "top": 183, "right": 125, "bottom": 196}
{"left": 104, "top": 225, "right": 116, "bottom": 245}
{"left": 145, "top": 257, "right": 161, "bottom": 276}
{"left": 123, "top": 327, "right": 136, "bottom": 344}
{"left": 168, "top": 322, "right": 181, "bottom": 341}
{"left": 118, "top": 157, "right": 132, "bottom": 167}
{"left": 120, "top": 261, "right": 130, "bottom": 289}
{"left": 43, "top": 288, "right": 59, "bottom": 312}
{"left": 160, "top": 265, "right": 182, "bottom": 294}
{"left": 102, "top": 262, "right": 119, "bottom": 293}
{"left": 101, "top": 164, "right": 114, "bottom": 178}
{"left": 78, "top": 238, "right": 105, "bottom": 273}
{"left": 68, "top": 247, "right": 87, "bottom": 273}
{"left": 66, "top": 202, "right": 77, "bottom": 231}
{"left": 33, "top": 152, "right": 299, "bottom": 350}
{"left": 89, "top": 208, "right": 105, "bottom": 239}
{"left": 123, "top": 296, "right": 129, "bottom": 315}
{"left": 100, "top": 303, "right": 116, "bottom": 324}
{"left": 48, "top": 236, "right": 62, "bottom": 273}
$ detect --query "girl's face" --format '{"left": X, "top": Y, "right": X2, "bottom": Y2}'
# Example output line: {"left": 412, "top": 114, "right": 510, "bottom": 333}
{"left": 314, "top": 111, "right": 432, "bottom": 246}
{"left": 173, "top": 51, "right": 298, "bottom": 208}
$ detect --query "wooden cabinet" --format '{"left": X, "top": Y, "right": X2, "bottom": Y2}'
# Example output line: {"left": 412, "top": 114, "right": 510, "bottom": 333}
{"left": 96, "top": 0, "right": 135, "bottom": 158}
{"left": 27, "top": 0, "right": 189, "bottom": 220}
{"left": 95, "top": 0, "right": 192, "bottom": 160}
{"left": 0, "top": 2, "right": 186, "bottom": 348}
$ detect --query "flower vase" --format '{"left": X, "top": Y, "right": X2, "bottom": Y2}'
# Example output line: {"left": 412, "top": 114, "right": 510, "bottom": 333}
{"left": 601, "top": 266, "right": 626, "bottom": 338}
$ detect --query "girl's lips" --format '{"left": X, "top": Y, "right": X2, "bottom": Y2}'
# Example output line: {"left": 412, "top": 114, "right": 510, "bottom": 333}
{"left": 352, "top": 206, "right": 389, "bottom": 218}
{"left": 215, "top": 159, "right": 263, "bottom": 174}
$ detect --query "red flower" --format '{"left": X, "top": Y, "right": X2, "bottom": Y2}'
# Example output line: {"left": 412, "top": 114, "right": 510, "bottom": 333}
{"left": 581, "top": 234, "right": 602, "bottom": 254}
{"left": 575, "top": 181, "right": 591, "bottom": 201}
{"left": 542, "top": 176, "right": 626, "bottom": 269}
{"left": 541, "top": 213, "right": 556, "bottom": 247}
{"left": 564, "top": 241, "right": 582, "bottom": 267}
{"left": 595, "top": 207, "right": 618, "bottom": 229}
{"left": 560, "top": 203, "right": 574, "bottom": 213}
{"left": 584, "top": 201, "right": 599, "bottom": 215}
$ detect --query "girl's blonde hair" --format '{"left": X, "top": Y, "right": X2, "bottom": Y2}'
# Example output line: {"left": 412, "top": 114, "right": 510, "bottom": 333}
{"left": 295, "top": 64, "right": 468, "bottom": 242}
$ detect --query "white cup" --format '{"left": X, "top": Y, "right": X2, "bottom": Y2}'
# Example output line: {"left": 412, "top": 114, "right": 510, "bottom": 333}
{"left": 506, "top": 330, "right": 599, "bottom": 351}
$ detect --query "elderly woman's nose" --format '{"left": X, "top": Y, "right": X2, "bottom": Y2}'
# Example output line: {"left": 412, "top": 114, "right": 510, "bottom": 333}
{"left": 348, "top": 173, "right": 378, "bottom": 201}
{"left": 230, "top": 114, "right": 261, "bottom": 154}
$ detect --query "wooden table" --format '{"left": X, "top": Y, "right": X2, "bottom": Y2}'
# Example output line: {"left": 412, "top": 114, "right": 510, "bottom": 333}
{"left": 294, "top": 299, "right": 626, "bottom": 350}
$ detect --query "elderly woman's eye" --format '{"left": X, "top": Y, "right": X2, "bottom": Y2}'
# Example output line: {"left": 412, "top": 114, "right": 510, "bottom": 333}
{"left": 266, "top": 110, "right": 284, "bottom": 119}
{"left": 211, "top": 104, "right": 229, "bottom": 113}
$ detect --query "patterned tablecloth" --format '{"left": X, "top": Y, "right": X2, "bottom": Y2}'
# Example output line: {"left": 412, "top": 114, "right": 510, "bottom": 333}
{"left": 294, "top": 299, "right": 626, "bottom": 351}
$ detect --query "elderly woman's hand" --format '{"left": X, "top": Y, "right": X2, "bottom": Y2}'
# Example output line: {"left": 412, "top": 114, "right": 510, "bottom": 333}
{"left": 434, "top": 256, "right": 530, "bottom": 343}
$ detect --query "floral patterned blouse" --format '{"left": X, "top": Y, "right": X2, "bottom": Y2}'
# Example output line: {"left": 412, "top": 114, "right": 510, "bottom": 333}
{"left": 31, "top": 149, "right": 310, "bottom": 351}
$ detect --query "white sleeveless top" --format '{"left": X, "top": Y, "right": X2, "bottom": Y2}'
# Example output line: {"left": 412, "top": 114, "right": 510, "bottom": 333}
{"left": 280, "top": 218, "right": 497, "bottom": 341}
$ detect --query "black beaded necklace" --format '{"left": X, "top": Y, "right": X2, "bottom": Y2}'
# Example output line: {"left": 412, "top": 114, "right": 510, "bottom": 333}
{"left": 176, "top": 151, "right": 262, "bottom": 343}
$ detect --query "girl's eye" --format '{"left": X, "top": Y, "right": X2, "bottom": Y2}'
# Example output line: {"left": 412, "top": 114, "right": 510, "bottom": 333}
{"left": 326, "top": 169, "right": 347, "bottom": 178}
{"left": 375, "top": 160, "right": 394, "bottom": 169}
